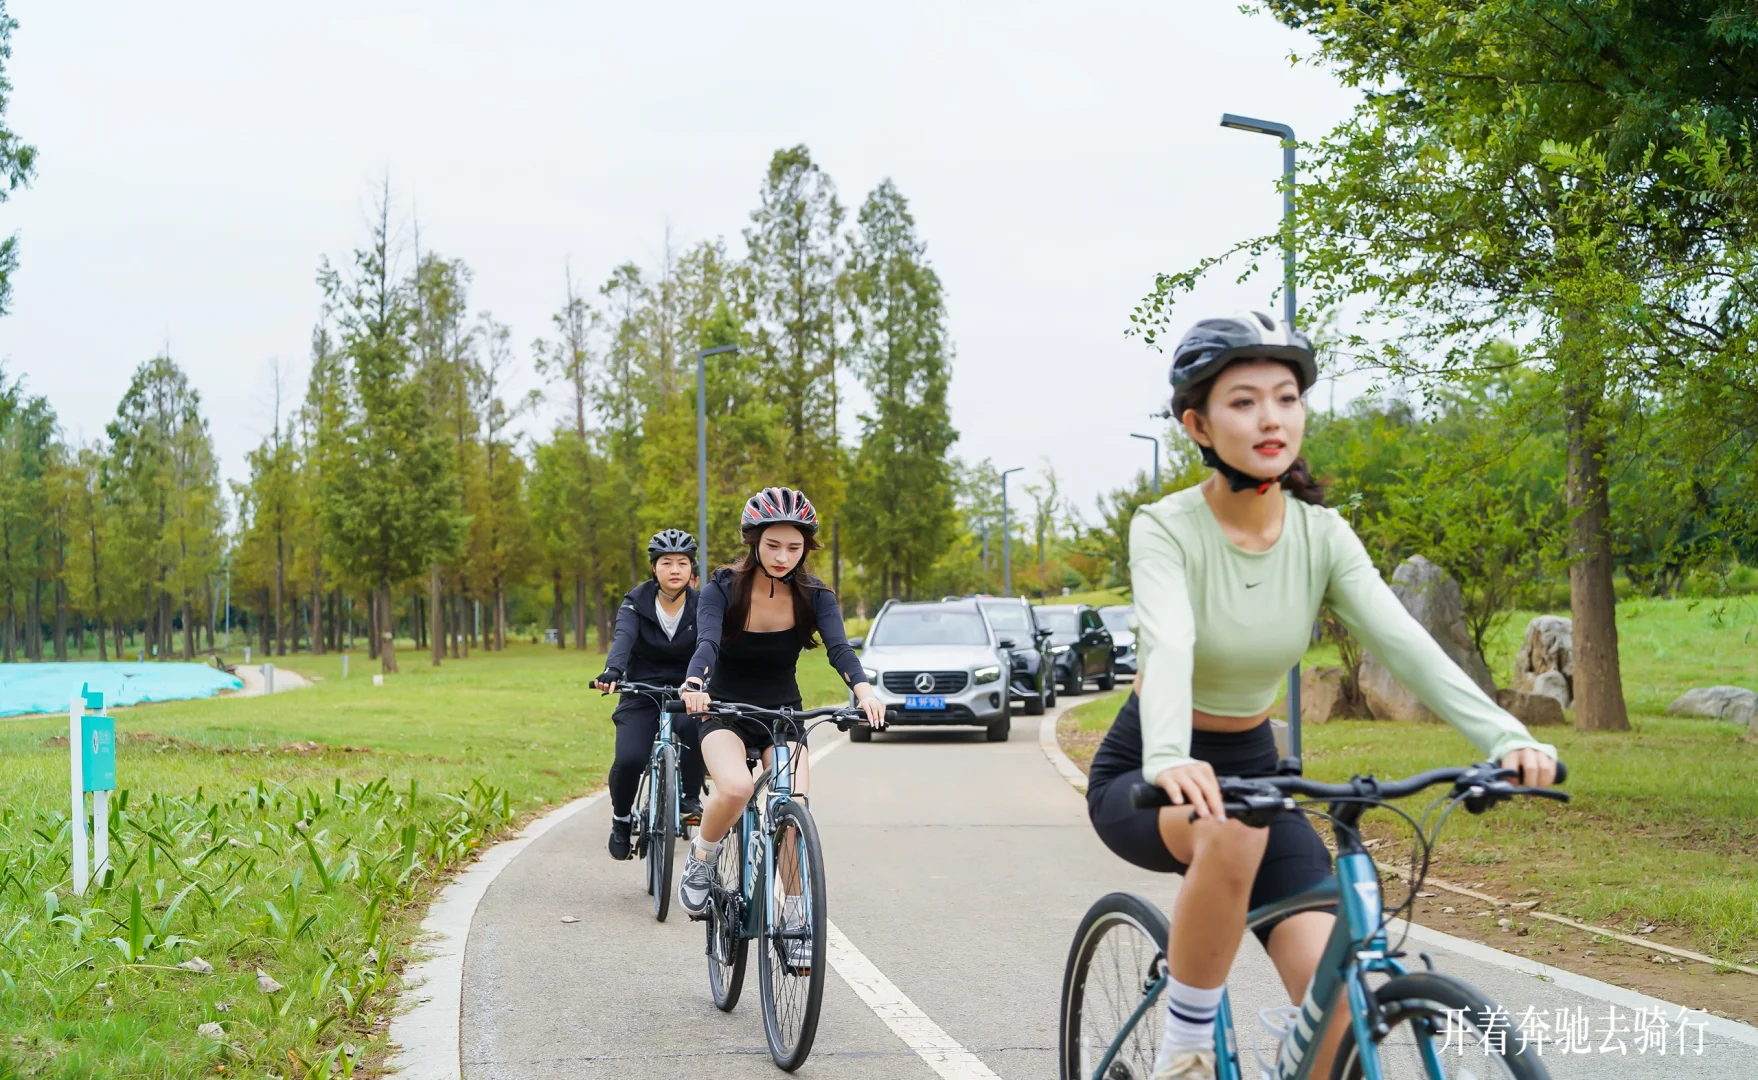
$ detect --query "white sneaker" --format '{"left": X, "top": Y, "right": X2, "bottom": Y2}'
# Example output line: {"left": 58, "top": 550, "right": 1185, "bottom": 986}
{"left": 1152, "top": 1048, "right": 1216, "bottom": 1080}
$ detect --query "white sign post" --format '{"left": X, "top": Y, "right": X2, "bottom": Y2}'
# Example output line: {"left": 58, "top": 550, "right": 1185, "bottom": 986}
{"left": 69, "top": 685, "right": 116, "bottom": 896}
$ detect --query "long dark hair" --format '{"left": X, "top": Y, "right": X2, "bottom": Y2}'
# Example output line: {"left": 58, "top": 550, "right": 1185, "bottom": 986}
{"left": 718, "top": 527, "right": 828, "bottom": 651}
{"left": 1172, "top": 361, "right": 1327, "bottom": 506}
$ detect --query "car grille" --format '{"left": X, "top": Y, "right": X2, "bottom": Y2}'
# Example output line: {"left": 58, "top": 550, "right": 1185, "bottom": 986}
{"left": 882, "top": 671, "right": 970, "bottom": 694}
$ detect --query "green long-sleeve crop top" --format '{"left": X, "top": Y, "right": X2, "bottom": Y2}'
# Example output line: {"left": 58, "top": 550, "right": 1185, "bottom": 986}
{"left": 1130, "top": 485, "right": 1555, "bottom": 782}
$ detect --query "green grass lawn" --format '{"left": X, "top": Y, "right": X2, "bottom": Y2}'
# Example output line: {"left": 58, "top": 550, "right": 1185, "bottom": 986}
{"left": 1055, "top": 595, "right": 1758, "bottom": 968}
{"left": 1033, "top": 589, "right": 1131, "bottom": 609}
{"left": 0, "top": 643, "right": 850, "bottom": 1079}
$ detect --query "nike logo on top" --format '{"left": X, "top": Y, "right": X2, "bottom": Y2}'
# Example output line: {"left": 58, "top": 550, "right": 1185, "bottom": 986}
{"left": 1244, "top": 582, "right": 1261, "bottom": 589}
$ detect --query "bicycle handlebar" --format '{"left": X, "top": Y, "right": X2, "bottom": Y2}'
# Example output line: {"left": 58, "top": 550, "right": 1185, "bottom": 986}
{"left": 612, "top": 680, "right": 683, "bottom": 697}
{"left": 1128, "top": 759, "right": 1569, "bottom": 823}
{"left": 703, "top": 700, "right": 872, "bottom": 732}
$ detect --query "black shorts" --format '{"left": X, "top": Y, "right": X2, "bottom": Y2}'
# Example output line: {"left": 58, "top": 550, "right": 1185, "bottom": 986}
{"left": 699, "top": 700, "right": 806, "bottom": 757}
{"left": 1087, "top": 703, "right": 1335, "bottom": 947}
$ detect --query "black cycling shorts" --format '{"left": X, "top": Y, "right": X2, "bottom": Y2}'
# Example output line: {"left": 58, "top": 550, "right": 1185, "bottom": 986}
{"left": 1087, "top": 701, "right": 1335, "bottom": 948}
{"left": 699, "top": 700, "right": 806, "bottom": 757}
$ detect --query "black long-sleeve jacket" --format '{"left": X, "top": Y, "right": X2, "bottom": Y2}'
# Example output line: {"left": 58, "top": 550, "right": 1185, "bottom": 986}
{"left": 684, "top": 567, "right": 866, "bottom": 691}
{"left": 598, "top": 579, "right": 698, "bottom": 688}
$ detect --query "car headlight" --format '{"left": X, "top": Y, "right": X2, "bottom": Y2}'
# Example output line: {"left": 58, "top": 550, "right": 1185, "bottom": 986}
{"left": 1049, "top": 645, "right": 1071, "bottom": 655}
{"left": 863, "top": 668, "right": 880, "bottom": 684}
{"left": 973, "top": 665, "right": 1001, "bottom": 684}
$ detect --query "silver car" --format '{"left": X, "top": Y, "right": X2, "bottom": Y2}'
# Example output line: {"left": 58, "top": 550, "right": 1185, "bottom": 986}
{"left": 848, "top": 599, "right": 1012, "bottom": 743}
{"left": 1099, "top": 604, "right": 1137, "bottom": 675}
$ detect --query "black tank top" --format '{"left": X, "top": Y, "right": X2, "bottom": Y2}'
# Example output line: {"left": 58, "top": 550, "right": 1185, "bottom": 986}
{"left": 712, "top": 629, "right": 804, "bottom": 710}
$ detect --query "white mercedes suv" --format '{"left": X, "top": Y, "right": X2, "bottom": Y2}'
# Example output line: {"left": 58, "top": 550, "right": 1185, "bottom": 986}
{"left": 847, "top": 598, "right": 1012, "bottom": 743}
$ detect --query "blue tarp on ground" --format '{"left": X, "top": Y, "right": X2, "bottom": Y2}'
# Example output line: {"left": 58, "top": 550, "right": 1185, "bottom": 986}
{"left": 0, "top": 663, "right": 244, "bottom": 718}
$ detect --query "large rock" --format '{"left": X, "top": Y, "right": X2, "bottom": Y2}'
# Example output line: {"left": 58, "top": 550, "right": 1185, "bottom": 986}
{"left": 1360, "top": 556, "right": 1496, "bottom": 723}
{"left": 1496, "top": 688, "right": 1566, "bottom": 727}
{"left": 1513, "top": 616, "right": 1574, "bottom": 709}
{"left": 1666, "top": 685, "right": 1757, "bottom": 722}
{"left": 1300, "top": 665, "right": 1349, "bottom": 724}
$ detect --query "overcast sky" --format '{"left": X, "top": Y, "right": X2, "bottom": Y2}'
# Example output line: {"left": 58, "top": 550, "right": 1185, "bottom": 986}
{"left": 1, "top": 1, "right": 1365, "bottom": 522}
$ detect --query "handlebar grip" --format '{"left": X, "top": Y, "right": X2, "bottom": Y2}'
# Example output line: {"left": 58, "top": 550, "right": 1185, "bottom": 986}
{"left": 1554, "top": 760, "right": 1567, "bottom": 785}
{"left": 1129, "top": 783, "right": 1171, "bottom": 810}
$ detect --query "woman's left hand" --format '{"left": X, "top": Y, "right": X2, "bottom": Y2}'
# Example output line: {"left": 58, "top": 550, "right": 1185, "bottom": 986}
{"left": 1499, "top": 747, "right": 1557, "bottom": 788}
{"left": 853, "top": 685, "right": 887, "bottom": 730}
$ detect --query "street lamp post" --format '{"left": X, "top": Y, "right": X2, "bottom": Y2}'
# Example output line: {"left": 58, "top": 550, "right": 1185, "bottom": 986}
{"left": 1000, "top": 467, "right": 1023, "bottom": 595}
{"left": 696, "top": 345, "right": 740, "bottom": 576}
{"left": 1130, "top": 432, "right": 1160, "bottom": 494}
{"left": 1221, "top": 111, "right": 1302, "bottom": 757}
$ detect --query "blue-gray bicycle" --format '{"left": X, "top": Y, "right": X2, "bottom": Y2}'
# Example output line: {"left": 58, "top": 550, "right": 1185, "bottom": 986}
{"left": 1059, "top": 760, "right": 1569, "bottom": 1080}
{"left": 696, "top": 700, "right": 868, "bottom": 1072}
{"left": 616, "top": 681, "right": 693, "bottom": 922}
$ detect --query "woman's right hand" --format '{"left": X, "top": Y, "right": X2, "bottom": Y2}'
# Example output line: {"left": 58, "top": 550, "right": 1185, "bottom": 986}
{"left": 1154, "top": 760, "right": 1226, "bottom": 820}
{"left": 681, "top": 688, "right": 712, "bottom": 714}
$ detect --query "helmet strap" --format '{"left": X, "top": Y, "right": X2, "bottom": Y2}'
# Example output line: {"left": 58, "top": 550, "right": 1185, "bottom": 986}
{"left": 657, "top": 584, "right": 685, "bottom": 604}
{"left": 1199, "top": 444, "right": 1287, "bottom": 495}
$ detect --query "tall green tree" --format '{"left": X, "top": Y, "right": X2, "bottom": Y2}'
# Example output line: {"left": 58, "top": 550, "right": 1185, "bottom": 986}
{"left": 0, "top": 1, "right": 36, "bottom": 316}
{"left": 841, "top": 179, "right": 957, "bottom": 600}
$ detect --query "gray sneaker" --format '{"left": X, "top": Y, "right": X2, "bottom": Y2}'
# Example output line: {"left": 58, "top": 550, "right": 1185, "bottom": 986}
{"left": 679, "top": 846, "right": 717, "bottom": 918}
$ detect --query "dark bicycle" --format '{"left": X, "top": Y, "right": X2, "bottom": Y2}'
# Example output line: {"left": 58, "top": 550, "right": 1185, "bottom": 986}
{"left": 1059, "top": 759, "right": 1570, "bottom": 1080}
{"left": 694, "top": 700, "right": 868, "bottom": 1072}
{"left": 609, "top": 681, "right": 693, "bottom": 922}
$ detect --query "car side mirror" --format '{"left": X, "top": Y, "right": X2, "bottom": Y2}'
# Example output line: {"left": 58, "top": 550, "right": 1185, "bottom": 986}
{"left": 849, "top": 636, "right": 864, "bottom": 651}
{"left": 998, "top": 637, "right": 1017, "bottom": 650}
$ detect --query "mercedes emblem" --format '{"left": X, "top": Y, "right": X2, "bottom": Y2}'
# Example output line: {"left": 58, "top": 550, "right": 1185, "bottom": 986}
{"left": 914, "top": 672, "right": 936, "bottom": 693}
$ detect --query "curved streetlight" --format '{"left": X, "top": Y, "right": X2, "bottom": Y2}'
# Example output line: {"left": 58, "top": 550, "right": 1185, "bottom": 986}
{"left": 1130, "top": 433, "right": 1160, "bottom": 494}
{"left": 1000, "top": 467, "right": 1024, "bottom": 595}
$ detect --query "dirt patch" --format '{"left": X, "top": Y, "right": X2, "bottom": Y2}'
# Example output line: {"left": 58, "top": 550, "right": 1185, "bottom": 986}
{"left": 1405, "top": 895, "right": 1758, "bottom": 1025}
{"left": 1056, "top": 712, "right": 1103, "bottom": 773}
{"left": 270, "top": 741, "right": 371, "bottom": 756}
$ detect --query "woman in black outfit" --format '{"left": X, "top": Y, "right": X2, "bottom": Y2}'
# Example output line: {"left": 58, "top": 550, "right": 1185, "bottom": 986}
{"left": 593, "top": 529, "right": 705, "bottom": 861}
{"left": 675, "top": 488, "right": 886, "bottom": 922}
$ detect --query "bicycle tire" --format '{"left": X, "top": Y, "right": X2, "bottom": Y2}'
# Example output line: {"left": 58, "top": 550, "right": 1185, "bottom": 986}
{"left": 631, "top": 769, "right": 652, "bottom": 883}
{"left": 707, "top": 824, "right": 749, "bottom": 1012}
{"left": 757, "top": 799, "right": 829, "bottom": 1071}
{"left": 1059, "top": 891, "right": 1169, "bottom": 1080}
{"left": 1329, "top": 971, "right": 1551, "bottom": 1080}
{"left": 649, "top": 745, "right": 677, "bottom": 922}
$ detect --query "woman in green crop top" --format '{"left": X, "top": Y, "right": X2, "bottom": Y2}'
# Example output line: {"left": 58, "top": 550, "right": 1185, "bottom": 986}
{"left": 1090, "top": 311, "right": 1559, "bottom": 1080}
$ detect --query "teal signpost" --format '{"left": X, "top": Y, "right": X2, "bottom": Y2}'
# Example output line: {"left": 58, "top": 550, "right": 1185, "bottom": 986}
{"left": 70, "top": 683, "right": 115, "bottom": 895}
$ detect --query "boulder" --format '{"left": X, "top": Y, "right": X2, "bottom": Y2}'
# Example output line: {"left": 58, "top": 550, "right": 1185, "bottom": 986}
{"left": 1496, "top": 688, "right": 1567, "bottom": 727}
{"left": 1513, "top": 616, "right": 1574, "bottom": 708}
{"left": 1360, "top": 556, "right": 1496, "bottom": 723}
{"left": 1299, "top": 665, "right": 1349, "bottom": 724}
{"left": 1666, "top": 685, "right": 1757, "bottom": 721}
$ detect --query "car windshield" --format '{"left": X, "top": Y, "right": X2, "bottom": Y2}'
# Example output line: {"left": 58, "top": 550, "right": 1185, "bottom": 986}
{"left": 870, "top": 610, "right": 990, "bottom": 646}
{"left": 980, "top": 604, "right": 1031, "bottom": 633}
{"left": 1036, "top": 609, "right": 1079, "bottom": 634}
{"left": 1099, "top": 608, "right": 1133, "bottom": 633}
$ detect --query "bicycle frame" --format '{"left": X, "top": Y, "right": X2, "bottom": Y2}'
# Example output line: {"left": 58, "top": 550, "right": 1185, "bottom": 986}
{"left": 1086, "top": 852, "right": 1421, "bottom": 1080}
{"left": 737, "top": 724, "right": 801, "bottom": 941}
{"left": 645, "top": 704, "right": 682, "bottom": 841}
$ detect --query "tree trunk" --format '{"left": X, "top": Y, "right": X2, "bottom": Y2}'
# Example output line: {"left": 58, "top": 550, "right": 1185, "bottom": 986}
{"left": 593, "top": 576, "right": 610, "bottom": 654}
{"left": 493, "top": 580, "right": 506, "bottom": 651}
{"left": 311, "top": 581, "right": 324, "bottom": 655}
{"left": 380, "top": 585, "right": 400, "bottom": 674}
{"left": 273, "top": 559, "right": 286, "bottom": 656}
{"left": 1564, "top": 381, "right": 1630, "bottom": 732}
{"left": 27, "top": 580, "right": 41, "bottom": 661}
{"left": 97, "top": 615, "right": 107, "bottom": 662}
{"left": 259, "top": 590, "right": 272, "bottom": 656}
{"left": 53, "top": 578, "right": 68, "bottom": 661}
{"left": 181, "top": 596, "right": 195, "bottom": 660}
{"left": 552, "top": 569, "right": 566, "bottom": 649}
{"left": 367, "top": 592, "right": 380, "bottom": 660}
{"left": 573, "top": 576, "right": 587, "bottom": 651}
{"left": 430, "top": 566, "right": 444, "bottom": 666}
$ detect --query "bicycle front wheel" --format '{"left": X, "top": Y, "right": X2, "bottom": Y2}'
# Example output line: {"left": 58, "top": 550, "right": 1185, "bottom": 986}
{"left": 648, "top": 745, "right": 678, "bottom": 921}
{"left": 1330, "top": 971, "right": 1551, "bottom": 1080}
{"left": 1059, "top": 891, "right": 1169, "bottom": 1080}
{"left": 707, "top": 824, "right": 749, "bottom": 1012}
{"left": 757, "top": 799, "right": 828, "bottom": 1072}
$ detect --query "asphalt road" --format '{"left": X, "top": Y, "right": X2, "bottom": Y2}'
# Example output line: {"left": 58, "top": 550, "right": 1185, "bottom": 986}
{"left": 458, "top": 697, "right": 1758, "bottom": 1079}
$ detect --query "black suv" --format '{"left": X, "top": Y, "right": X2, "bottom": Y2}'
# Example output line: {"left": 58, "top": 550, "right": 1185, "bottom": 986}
{"left": 976, "top": 597, "right": 1056, "bottom": 715}
{"left": 1034, "top": 603, "right": 1116, "bottom": 696}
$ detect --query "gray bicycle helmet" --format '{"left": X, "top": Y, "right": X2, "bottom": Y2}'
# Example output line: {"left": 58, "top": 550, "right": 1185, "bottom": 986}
{"left": 740, "top": 487, "right": 819, "bottom": 542}
{"left": 647, "top": 528, "right": 698, "bottom": 564}
{"left": 1169, "top": 310, "right": 1317, "bottom": 417}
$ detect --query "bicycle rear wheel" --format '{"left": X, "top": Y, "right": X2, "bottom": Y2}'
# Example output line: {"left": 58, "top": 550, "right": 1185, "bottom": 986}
{"left": 631, "top": 770, "right": 651, "bottom": 882}
{"left": 1059, "top": 891, "right": 1169, "bottom": 1080}
{"left": 757, "top": 799, "right": 828, "bottom": 1072}
{"left": 648, "top": 745, "right": 678, "bottom": 921}
{"left": 707, "top": 824, "right": 749, "bottom": 1012}
{"left": 1329, "top": 971, "right": 1550, "bottom": 1080}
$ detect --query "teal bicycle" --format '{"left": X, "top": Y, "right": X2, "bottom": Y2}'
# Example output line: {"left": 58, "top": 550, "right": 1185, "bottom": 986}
{"left": 1060, "top": 760, "right": 1569, "bottom": 1080}
{"left": 615, "top": 681, "right": 693, "bottom": 922}
{"left": 696, "top": 700, "right": 868, "bottom": 1072}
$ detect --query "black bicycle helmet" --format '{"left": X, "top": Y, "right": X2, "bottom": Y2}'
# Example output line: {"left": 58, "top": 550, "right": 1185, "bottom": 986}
{"left": 647, "top": 528, "right": 698, "bottom": 564}
{"left": 1169, "top": 310, "right": 1317, "bottom": 417}
{"left": 740, "top": 487, "right": 819, "bottom": 542}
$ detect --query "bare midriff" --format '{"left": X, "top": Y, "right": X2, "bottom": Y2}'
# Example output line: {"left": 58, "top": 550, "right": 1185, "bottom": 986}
{"left": 1133, "top": 672, "right": 1269, "bottom": 734}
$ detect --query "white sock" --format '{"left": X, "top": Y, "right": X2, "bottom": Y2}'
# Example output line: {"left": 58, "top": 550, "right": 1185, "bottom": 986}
{"left": 692, "top": 838, "right": 722, "bottom": 861}
{"left": 1159, "top": 976, "right": 1224, "bottom": 1059}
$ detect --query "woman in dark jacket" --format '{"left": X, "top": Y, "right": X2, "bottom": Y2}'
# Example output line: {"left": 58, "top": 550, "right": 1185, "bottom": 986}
{"left": 675, "top": 488, "right": 886, "bottom": 929}
{"left": 593, "top": 529, "right": 705, "bottom": 861}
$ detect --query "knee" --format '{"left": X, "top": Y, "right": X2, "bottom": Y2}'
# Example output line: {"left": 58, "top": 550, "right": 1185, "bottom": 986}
{"left": 1189, "top": 819, "right": 1270, "bottom": 889}
{"left": 612, "top": 743, "right": 647, "bottom": 771}
{"left": 715, "top": 772, "right": 754, "bottom": 805}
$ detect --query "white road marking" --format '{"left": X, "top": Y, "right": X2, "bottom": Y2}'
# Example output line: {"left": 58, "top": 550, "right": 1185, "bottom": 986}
{"left": 826, "top": 920, "right": 1004, "bottom": 1080}
{"left": 815, "top": 730, "right": 1004, "bottom": 1078}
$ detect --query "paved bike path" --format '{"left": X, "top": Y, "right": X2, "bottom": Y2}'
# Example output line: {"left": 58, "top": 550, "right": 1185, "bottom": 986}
{"left": 457, "top": 698, "right": 1758, "bottom": 1078}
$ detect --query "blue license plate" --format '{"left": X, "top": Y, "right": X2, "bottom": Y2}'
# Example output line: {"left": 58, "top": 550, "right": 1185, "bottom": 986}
{"left": 904, "top": 695, "right": 946, "bottom": 710}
